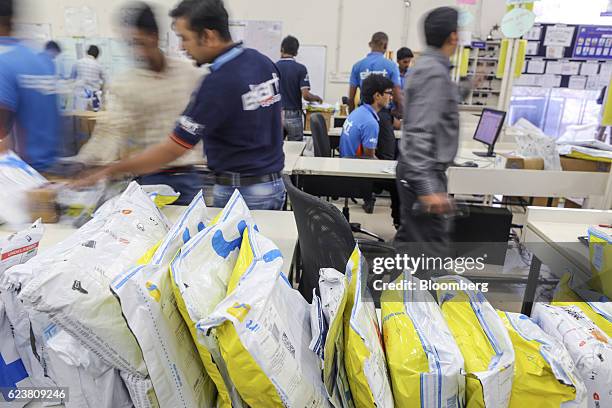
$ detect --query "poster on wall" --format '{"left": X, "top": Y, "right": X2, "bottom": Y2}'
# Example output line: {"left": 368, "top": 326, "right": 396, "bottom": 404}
{"left": 543, "top": 25, "right": 575, "bottom": 47}
{"left": 573, "top": 25, "right": 612, "bottom": 60}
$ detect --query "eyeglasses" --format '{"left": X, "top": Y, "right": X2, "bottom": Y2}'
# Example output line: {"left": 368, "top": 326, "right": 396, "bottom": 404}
{"left": 383, "top": 91, "right": 393, "bottom": 96}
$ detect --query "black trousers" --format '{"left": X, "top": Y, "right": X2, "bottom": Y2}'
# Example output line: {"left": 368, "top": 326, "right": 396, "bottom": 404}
{"left": 393, "top": 165, "right": 450, "bottom": 278}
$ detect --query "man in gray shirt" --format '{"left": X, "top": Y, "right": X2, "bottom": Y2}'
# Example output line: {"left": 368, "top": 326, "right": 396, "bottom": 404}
{"left": 394, "top": 7, "right": 460, "bottom": 255}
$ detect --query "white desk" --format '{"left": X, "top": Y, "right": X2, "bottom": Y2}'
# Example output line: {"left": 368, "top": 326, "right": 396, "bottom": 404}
{"left": 283, "top": 141, "right": 307, "bottom": 175}
{"left": 293, "top": 151, "right": 609, "bottom": 207}
{"left": 0, "top": 207, "right": 298, "bottom": 276}
{"left": 520, "top": 207, "right": 611, "bottom": 314}
{"left": 292, "top": 157, "right": 395, "bottom": 179}
{"left": 304, "top": 128, "right": 402, "bottom": 139}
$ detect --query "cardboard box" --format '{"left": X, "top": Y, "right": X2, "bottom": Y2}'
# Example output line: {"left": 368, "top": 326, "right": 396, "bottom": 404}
{"left": 496, "top": 153, "right": 545, "bottom": 170}
{"left": 304, "top": 111, "right": 333, "bottom": 131}
{"left": 560, "top": 156, "right": 610, "bottom": 172}
{"left": 496, "top": 154, "right": 556, "bottom": 206}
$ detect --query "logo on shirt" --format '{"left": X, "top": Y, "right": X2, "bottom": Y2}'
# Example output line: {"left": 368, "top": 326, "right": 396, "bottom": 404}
{"left": 177, "top": 115, "right": 204, "bottom": 136}
{"left": 343, "top": 119, "right": 354, "bottom": 135}
{"left": 359, "top": 69, "right": 389, "bottom": 81}
{"left": 242, "top": 73, "right": 281, "bottom": 111}
{"left": 18, "top": 75, "right": 58, "bottom": 95}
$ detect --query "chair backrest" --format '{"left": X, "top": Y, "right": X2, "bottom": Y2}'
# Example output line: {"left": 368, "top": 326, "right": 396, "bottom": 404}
{"left": 311, "top": 113, "right": 332, "bottom": 158}
{"left": 283, "top": 175, "right": 355, "bottom": 301}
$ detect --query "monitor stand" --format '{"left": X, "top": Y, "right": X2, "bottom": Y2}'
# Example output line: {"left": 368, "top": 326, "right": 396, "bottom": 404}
{"left": 473, "top": 144, "right": 496, "bottom": 157}
{"left": 473, "top": 151, "right": 496, "bottom": 158}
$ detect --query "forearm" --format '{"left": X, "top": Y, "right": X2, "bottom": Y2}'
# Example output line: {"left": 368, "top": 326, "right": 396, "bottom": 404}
{"left": 105, "top": 138, "right": 188, "bottom": 178}
{"left": 0, "top": 109, "right": 12, "bottom": 152}
{"left": 302, "top": 90, "right": 322, "bottom": 103}
{"left": 348, "top": 86, "right": 357, "bottom": 112}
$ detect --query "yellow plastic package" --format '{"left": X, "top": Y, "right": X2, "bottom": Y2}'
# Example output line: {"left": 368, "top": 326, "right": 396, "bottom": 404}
{"left": 198, "top": 224, "right": 330, "bottom": 407}
{"left": 498, "top": 311, "right": 586, "bottom": 408}
{"left": 170, "top": 190, "right": 251, "bottom": 408}
{"left": 588, "top": 226, "right": 612, "bottom": 297}
{"left": 381, "top": 273, "right": 465, "bottom": 408}
{"left": 436, "top": 276, "right": 515, "bottom": 408}
{"left": 343, "top": 245, "right": 393, "bottom": 408}
{"left": 552, "top": 274, "right": 612, "bottom": 337}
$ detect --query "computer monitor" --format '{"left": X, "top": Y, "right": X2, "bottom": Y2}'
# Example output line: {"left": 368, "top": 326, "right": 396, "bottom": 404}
{"left": 473, "top": 108, "right": 506, "bottom": 157}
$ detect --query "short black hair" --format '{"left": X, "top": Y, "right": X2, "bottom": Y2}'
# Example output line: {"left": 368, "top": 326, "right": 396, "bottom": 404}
{"left": 45, "top": 41, "right": 61, "bottom": 53}
{"left": 397, "top": 47, "right": 413, "bottom": 60}
{"left": 424, "top": 7, "right": 458, "bottom": 48}
{"left": 281, "top": 35, "right": 299, "bottom": 56}
{"left": 87, "top": 45, "right": 100, "bottom": 58}
{"left": 170, "top": 0, "right": 232, "bottom": 41}
{"left": 370, "top": 32, "right": 389, "bottom": 49}
{"left": 0, "top": 0, "right": 13, "bottom": 27}
{"left": 361, "top": 74, "right": 394, "bottom": 105}
{"left": 121, "top": 1, "right": 159, "bottom": 35}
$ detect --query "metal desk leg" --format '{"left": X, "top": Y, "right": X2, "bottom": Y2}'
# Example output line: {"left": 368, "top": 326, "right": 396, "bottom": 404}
{"left": 521, "top": 255, "right": 542, "bottom": 316}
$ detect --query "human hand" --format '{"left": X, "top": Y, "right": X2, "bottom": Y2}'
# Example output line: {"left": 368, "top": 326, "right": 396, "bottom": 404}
{"left": 418, "top": 193, "right": 454, "bottom": 215}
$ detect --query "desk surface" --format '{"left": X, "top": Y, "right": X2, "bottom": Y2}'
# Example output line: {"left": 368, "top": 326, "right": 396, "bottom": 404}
{"left": 64, "top": 111, "right": 102, "bottom": 120}
{"left": 293, "top": 156, "right": 396, "bottom": 179}
{"left": 0, "top": 207, "right": 298, "bottom": 275}
{"left": 304, "top": 128, "right": 402, "bottom": 139}
{"left": 523, "top": 207, "right": 612, "bottom": 279}
{"left": 283, "top": 141, "right": 307, "bottom": 174}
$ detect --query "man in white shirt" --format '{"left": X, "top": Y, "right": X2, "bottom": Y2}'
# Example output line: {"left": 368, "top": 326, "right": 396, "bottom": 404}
{"left": 76, "top": 1, "right": 205, "bottom": 204}
{"left": 72, "top": 45, "right": 106, "bottom": 110}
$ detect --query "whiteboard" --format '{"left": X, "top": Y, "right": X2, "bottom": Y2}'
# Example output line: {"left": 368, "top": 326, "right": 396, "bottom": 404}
{"left": 296, "top": 45, "right": 327, "bottom": 98}
{"left": 230, "top": 20, "right": 283, "bottom": 62}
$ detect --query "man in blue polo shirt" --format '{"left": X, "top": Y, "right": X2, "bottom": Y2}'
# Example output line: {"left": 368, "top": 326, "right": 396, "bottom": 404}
{"left": 75, "top": 0, "right": 286, "bottom": 210}
{"left": 348, "top": 32, "right": 402, "bottom": 161}
{"left": 276, "top": 35, "right": 322, "bottom": 141}
{"left": 0, "top": 0, "right": 60, "bottom": 172}
{"left": 340, "top": 75, "right": 393, "bottom": 158}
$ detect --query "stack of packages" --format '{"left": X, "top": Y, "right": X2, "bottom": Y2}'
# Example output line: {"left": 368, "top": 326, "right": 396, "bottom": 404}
{"left": 2, "top": 177, "right": 611, "bottom": 407}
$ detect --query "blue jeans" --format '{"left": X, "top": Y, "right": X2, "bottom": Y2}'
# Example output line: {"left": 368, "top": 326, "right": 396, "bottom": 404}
{"left": 282, "top": 109, "right": 304, "bottom": 141}
{"left": 213, "top": 179, "right": 286, "bottom": 210}
{"left": 136, "top": 170, "right": 206, "bottom": 206}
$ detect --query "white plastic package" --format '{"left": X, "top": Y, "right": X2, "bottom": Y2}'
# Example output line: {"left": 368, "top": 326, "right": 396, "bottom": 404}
{"left": 198, "top": 223, "right": 330, "bottom": 408}
{"left": 0, "top": 297, "right": 34, "bottom": 407}
{"left": 532, "top": 303, "right": 612, "bottom": 408}
{"left": 112, "top": 192, "right": 217, "bottom": 408}
{"left": 42, "top": 322, "right": 133, "bottom": 408}
{"left": 381, "top": 273, "right": 465, "bottom": 408}
{"left": 0, "top": 151, "right": 48, "bottom": 226}
{"left": 0, "top": 219, "right": 44, "bottom": 277}
{"left": 17, "top": 182, "right": 168, "bottom": 407}
{"left": 315, "top": 268, "right": 354, "bottom": 408}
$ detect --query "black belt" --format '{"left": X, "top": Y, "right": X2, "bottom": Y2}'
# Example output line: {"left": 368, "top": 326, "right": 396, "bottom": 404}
{"left": 214, "top": 171, "right": 282, "bottom": 187}
{"left": 158, "top": 165, "right": 198, "bottom": 174}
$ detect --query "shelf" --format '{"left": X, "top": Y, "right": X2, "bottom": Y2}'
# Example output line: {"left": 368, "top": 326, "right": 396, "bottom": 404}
{"left": 472, "top": 89, "right": 501, "bottom": 94}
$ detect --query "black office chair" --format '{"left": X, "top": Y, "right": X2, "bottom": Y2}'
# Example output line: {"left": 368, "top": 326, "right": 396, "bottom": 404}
{"left": 284, "top": 175, "right": 399, "bottom": 303}
{"left": 309, "top": 113, "right": 384, "bottom": 242}
{"left": 310, "top": 113, "right": 332, "bottom": 158}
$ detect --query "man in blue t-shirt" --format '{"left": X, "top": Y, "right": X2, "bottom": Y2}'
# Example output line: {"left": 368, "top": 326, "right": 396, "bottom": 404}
{"left": 348, "top": 32, "right": 403, "bottom": 219}
{"left": 349, "top": 31, "right": 402, "bottom": 162}
{"left": 397, "top": 47, "right": 414, "bottom": 90}
{"left": 276, "top": 35, "right": 322, "bottom": 141}
{"left": 74, "top": 0, "right": 286, "bottom": 210}
{"left": 0, "top": 0, "right": 60, "bottom": 172}
{"left": 340, "top": 75, "right": 393, "bottom": 158}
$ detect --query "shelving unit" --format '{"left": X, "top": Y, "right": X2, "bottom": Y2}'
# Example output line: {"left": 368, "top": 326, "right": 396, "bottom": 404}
{"left": 460, "top": 40, "right": 504, "bottom": 109}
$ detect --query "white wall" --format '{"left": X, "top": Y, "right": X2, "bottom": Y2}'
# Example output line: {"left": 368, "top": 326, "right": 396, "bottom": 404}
{"left": 15, "top": 0, "right": 507, "bottom": 101}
